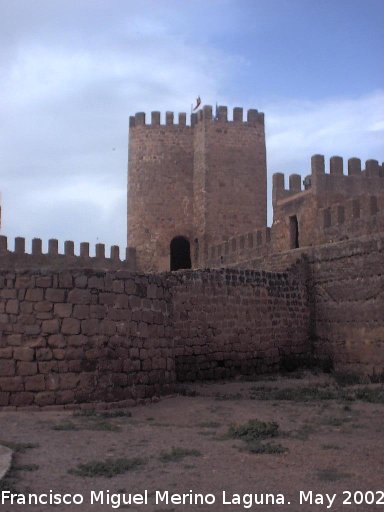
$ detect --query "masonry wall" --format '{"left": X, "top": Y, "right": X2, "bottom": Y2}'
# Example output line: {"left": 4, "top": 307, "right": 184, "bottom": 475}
{"left": 0, "top": 267, "right": 310, "bottom": 408}
{"left": 0, "top": 269, "right": 174, "bottom": 408}
{"left": 221, "top": 235, "right": 384, "bottom": 375}
{"left": 310, "top": 236, "right": 384, "bottom": 375}
{"left": 172, "top": 269, "right": 310, "bottom": 381}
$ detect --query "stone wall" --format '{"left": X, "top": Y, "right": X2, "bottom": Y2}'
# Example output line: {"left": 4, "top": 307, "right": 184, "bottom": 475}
{"left": 172, "top": 269, "right": 310, "bottom": 381}
{"left": 224, "top": 235, "right": 384, "bottom": 375}
{"left": 311, "top": 236, "right": 384, "bottom": 375}
{"left": 0, "top": 269, "right": 174, "bottom": 408}
{"left": 0, "top": 267, "right": 310, "bottom": 408}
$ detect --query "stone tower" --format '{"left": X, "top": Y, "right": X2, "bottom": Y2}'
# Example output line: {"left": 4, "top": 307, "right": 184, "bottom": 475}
{"left": 128, "top": 105, "right": 267, "bottom": 272}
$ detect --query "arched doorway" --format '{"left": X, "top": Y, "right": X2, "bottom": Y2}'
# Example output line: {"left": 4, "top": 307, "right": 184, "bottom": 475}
{"left": 170, "top": 236, "right": 191, "bottom": 271}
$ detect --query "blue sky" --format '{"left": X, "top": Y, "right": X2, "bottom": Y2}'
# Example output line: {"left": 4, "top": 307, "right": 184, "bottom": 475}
{"left": 0, "top": 0, "right": 383, "bottom": 254}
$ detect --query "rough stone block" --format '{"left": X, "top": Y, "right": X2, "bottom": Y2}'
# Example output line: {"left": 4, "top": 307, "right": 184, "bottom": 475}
{"left": 74, "top": 275, "right": 88, "bottom": 288}
{"left": 0, "top": 347, "right": 13, "bottom": 358}
{"left": 52, "top": 349, "right": 66, "bottom": 360}
{"left": 14, "top": 347, "right": 35, "bottom": 362}
{"left": 6, "top": 300, "right": 19, "bottom": 314}
{"left": 17, "top": 361, "right": 37, "bottom": 376}
{"left": 73, "top": 305, "right": 90, "bottom": 319}
{"left": 0, "top": 360, "right": 15, "bottom": 376}
{"left": 42, "top": 319, "right": 60, "bottom": 334}
{"left": 68, "top": 289, "right": 92, "bottom": 304}
{"left": 34, "top": 392, "right": 55, "bottom": 406}
{"left": 54, "top": 303, "right": 72, "bottom": 318}
{"left": 38, "top": 361, "right": 58, "bottom": 374}
{"left": 25, "top": 288, "right": 44, "bottom": 302}
{"left": 81, "top": 319, "right": 99, "bottom": 336}
{"left": 36, "top": 348, "right": 53, "bottom": 361}
{"left": 10, "top": 392, "right": 34, "bottom": 406}
{"left": 88, "top": 276, "right": 105, "bottom": 290}
{"left": 0, "top": 376, "right": 24, "bottom": 392}
{"left": 61, "top": 318, "right": 81, "bottom": 335}
{"left": 34, "top": 301, "right": 53, "bottom": 312}
{"left": 59, "top": 373, "right": 80, "bottom": 390}
{"left": 46, "top": 374, "right": 60, "bottom": 391}
{"left": 47, "top": 334, "right": 66, "bottom": 348}
{"left": 55, "top": 390, "right": 75, "bottom": 404}
{"left": 36, "top": 276, "right": 52, "bottom": 288}
{"left": 0, "top": 392, "right": 10, "bottom": 406}
{"left": 90, "top": 305, "right": 106, "bottom": 319}
{"left": 24, "top": 375, "right": 46, "bottom": 391}
{"left": 46, "top": 288, "right": 66, "bottom": 302}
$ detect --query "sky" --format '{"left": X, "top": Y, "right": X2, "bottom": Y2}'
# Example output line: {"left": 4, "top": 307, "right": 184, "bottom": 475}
{"left": 1, "top": 0, "right": 383, "bottom": 255}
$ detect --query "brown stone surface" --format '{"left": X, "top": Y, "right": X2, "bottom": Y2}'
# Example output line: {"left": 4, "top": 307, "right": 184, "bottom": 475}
{"left": 128, "top": 106, "right": 267, "bottom": 272}
{"left": 0, "top": 267, "right": 309, "bottom": 407}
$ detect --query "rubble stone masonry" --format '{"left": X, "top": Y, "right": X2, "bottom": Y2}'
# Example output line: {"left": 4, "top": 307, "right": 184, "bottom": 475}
{"left": 226, "top": 235, "right": 384, "bottom": 375}
{"left": 0, "top": 267, "right": 309, "bottom": 408}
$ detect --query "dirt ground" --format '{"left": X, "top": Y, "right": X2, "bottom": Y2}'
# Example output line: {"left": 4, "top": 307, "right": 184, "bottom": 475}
{"left": 1, "top": 371, "right": 384, "bottom": 512}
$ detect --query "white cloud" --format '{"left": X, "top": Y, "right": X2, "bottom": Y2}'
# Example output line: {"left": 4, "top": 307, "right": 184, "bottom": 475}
{"left": 263, "top": 90, "right": 384, "bottom": 223}
{"left": 266, "top": 90, "right": 384, "bottom": 171}
{"left": 0, "top": 3, "right": 382, "bottom": 249}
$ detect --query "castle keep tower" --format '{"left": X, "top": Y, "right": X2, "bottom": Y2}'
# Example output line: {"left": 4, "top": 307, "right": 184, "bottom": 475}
{"left": 128, "top": 106, "right": 267, "bottom": 272}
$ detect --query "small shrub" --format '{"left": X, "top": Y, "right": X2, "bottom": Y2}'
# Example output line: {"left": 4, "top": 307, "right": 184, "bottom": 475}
{"left": 74, "top": 409, "right": 132, "bottom": 419}
{"left": 241, "top": 440, "right": 288, "bottom": 454}
{"left": 52, "top": 421, "right": 79, "bottom": 431}
{"left": 289, "top": 424, "right": 315, "bottom": 441}
{"left": 228, "top": 420, "right": 279, "bottom": 442}
{"left": 69, "top": 457, "right": 145, "bottom": 478}
{"left": 0, "top": 441, "right": 39, "bottom": 453}
{"left": 214, "top": 392, "right": 243, "bottom": 401}
{"left": 333, "top": 372, "right": 364, "bottom": 387}
{"left": 250, "top": 385, "right": 339, "bottom": 402}
{"left": 159, "top": 447, "right": 201, "bottom": 463}
{"left": 198, "top": 421, "right": 220, "bottom": 429}
{"left": 13, "top": 464, "right": 39, "bottom": 472}
{"left": 353, "top": 387, "right": 384, "bottom": 403}
{"left": 53, "top": 419, "right": 120, "bottom": 432}
{"left": 321, "top": 444, "right": 341, "bottom": 450}
{"left": 316, "top": 468, "right": 350, "bottom": 482}
{"left": 370, "top": 371, "right": 384, "bottom": 384}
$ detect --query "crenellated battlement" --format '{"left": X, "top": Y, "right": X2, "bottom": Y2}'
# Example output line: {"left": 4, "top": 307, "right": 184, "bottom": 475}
{"left": 273, "top": 154, "right": 384, "bottom": 206}
{"left": 129, "top": 111, "right": 190, "bottom": 128}
{"left": 319, "top": 192, "right": 384, "bottom": 242}
{"left": 309, "top": 154, "right": 383, "bottom": 178}
{"left": 206, "top": 227, "right": 272, "bottom": 268}
{"left": 129, "top": 106, "right": 264, "bottom": 129}
{"left": 0, "top": 236, "right": 136, "bottom": 271}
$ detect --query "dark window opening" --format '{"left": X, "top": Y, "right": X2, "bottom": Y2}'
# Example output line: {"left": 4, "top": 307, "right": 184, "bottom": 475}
{"left": 352, "top": 200, "right": 360, "bottom": 219}
{"left": 337, "top": 206, "right": 345, "bottom": 224}
{"left": 289, "top": 215, "right": 299, "bottom": 249}
{"left": 170, "top": 236, "right": 191, "bottom": 271}
{"left": 323, "top": 208, "right": 331, "bottom": 228}
{"left": 370, "top": 196, "right": 378, "bottom": 215}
